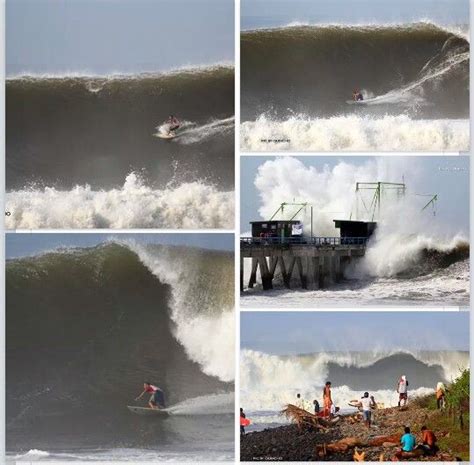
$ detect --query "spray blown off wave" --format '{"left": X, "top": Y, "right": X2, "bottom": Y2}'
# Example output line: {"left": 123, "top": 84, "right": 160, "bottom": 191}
{"left": 243, "top": 157, "right": 469, "bottom": 305}
{"left": 7, "top": 242, "right": 234, "bottom": 451}
{"left": 6, "top": 172, "right": 234, "bottom": 229}
{"left": 241, "top": 350, "right": 469, "bottom": 417}
{"left": 167, "top": 393, "right": 234, "bottom": 415}
{"left": 241, "top": 115, "right": 469, "bottom": 152}
{"left": 7, "top": 66, "right": 234, "bottom": 191}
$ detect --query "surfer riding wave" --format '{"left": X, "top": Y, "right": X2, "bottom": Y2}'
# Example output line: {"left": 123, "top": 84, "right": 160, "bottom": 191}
{"left": 135, "top": 382, "right": 166, "bottom": 409}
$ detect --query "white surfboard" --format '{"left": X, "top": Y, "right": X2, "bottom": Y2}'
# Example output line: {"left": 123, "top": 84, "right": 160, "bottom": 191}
{"left": 346, "top": 99, "right": 367, "bottom": 105}
{"left": 127, "top": 406, "right": 169, "bottom": 416}
{"left": 156, "top": 131, "right": 176, "bottom": 140}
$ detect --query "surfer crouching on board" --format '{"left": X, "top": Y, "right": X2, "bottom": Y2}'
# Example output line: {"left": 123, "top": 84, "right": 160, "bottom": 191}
{"left": 167, "top": 115, "right": 181, "bottom": 131}
{"left": 135, "top": 382, "right": 165, "bottom": 409}
{"left": 352, "top": 89, "right": 363, "bottom": 101}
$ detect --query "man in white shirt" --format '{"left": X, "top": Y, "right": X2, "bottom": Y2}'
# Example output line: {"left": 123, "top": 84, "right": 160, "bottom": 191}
{"left": 358, "top": 392, "right": 375, "bottom": 427}
{"left": 397, "top": 375, "right": 409, "bottom": 408}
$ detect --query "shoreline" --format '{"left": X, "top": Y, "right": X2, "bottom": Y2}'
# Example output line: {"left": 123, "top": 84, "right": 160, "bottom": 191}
{"left": 241, "top": 405, "right": 463, "bottom": 461}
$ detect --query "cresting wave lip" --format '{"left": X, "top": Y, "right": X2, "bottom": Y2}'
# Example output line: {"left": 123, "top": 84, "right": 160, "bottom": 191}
{"left": 6, "top": 62, "right": 235, "bottom": 81}
{"left": 242, "top": 20, "right": 469, "bottom": 40}
{"left": 5, "top": 173, "right": 235, "bottom": 229}
{"left": 7, "top": 241, "right": 234, "bottom": 450}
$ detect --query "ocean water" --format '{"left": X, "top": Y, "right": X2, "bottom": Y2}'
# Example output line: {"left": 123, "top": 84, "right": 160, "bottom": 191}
{"left": 240, "top": 350, "right": 469, "bottom": 431}
{"left": 240, "top": 17, "right": 469, "bottom": 151}
{"left": 6, "top": 241, "right": 235, "bottom": 460}
{"left": 6, "top": 66, "right": 235, "bottom": 228}
{"left": 240, "top": 156, "right": 470, "bottom": 307}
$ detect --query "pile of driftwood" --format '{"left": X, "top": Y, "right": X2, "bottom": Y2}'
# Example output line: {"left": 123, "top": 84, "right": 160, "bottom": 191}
{"left": 315, "top": 433, "right": 401, "bottom": 459}
{"left": 281, "top": 404, "right": 340, "bottom": 431}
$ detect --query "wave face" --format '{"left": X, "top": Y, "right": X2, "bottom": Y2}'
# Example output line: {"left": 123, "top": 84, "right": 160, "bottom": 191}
{"left": 241, "top": 23, "right": 469, "bottom": 120}
{"left": 7, "top": 66, "right": 234, "bottom": 191}
{"left": 241, "top": 350, "right": 469, "bottom": 420}
{"left": 241, "top": 23, "right": 469, "bottom": 151}
{"left": 6, "top": 242, "right": 234, "bottom": 452}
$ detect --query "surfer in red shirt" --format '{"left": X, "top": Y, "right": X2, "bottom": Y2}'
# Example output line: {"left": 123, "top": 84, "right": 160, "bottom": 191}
{"left": 135, "top": 382, "right": 165, "bottom": 409}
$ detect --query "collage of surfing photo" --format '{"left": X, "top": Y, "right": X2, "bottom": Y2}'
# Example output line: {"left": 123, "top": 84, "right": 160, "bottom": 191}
{"left": 1, "top": 0, "right": 472, "bottom": 464}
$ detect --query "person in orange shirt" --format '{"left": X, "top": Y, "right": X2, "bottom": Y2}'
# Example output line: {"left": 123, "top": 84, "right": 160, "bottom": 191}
{"left": 418, "top": 426, "right": 438, "bottom": 456}
{"left": 436, "top": 382, "right": 446, "bottom": 409}
{"left": 323, "top": 381, "right": 332, "bottom": 417}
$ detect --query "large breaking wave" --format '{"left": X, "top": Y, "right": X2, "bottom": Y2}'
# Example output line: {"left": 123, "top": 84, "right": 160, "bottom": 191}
{"left": 6, "top": 241, "right": 234, "bottom": 451}
{"left": 6, "top": 66, "right": 235, "bottom": 228}
{"left": 241, "top": 22, "right": 469, "bottom": 151}
{"left": 241, "top": 350, "right": 469, "bottom": 421}
{"left": 241, "top": 157, "right": 470, "bottom": 305}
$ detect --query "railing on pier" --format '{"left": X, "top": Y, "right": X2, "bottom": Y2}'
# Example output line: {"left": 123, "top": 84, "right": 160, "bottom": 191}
{"left": 240, "top": 236, "right": 368, "bottom": 247}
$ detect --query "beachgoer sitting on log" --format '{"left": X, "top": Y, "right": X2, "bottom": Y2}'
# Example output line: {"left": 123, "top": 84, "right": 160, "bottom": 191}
{"left": 416, "top": 426, "right": 439, "bottom": 456}
{"left": 394, "top": 426, "right": 423, "bottom": 460}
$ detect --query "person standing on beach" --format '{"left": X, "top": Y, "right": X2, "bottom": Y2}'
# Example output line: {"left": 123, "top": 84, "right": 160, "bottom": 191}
{"left": 358, "top": 392, "right": 375, "bottom": 427}
{"left": 240, "top": 408, "right": 247, "bottom": 436}
{"left": 323, "top": 381, "right": 332, "bottom": 417}
{"left": 436, "top": 382, "right": 446, "bottom": 409}
{"left": 313, "top": 399, "right": 320, "bottom": 414}
{"left": 397, "top": 375, "right": 409, "bottom": 408}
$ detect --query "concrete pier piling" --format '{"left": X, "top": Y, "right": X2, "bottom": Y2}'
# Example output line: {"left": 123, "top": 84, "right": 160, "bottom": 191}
{"left": 240, "top": 238, "right": 366, "bottom": 292}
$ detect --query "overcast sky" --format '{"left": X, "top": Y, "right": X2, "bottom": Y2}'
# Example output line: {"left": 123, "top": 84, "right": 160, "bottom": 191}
{"left": 6, "top": 233, "right": 233, "bottom": 258}
{"left": 240, "top": 156, "right": 470, "bottom": 234}
{"left": 242, "top": 0, "right": 469, "bottom": 30}
{"left": 241, "top": 311, "right": 470, "bottom": 353}
{"left": 7, "top": 0, "right": 234, "bottom": 76}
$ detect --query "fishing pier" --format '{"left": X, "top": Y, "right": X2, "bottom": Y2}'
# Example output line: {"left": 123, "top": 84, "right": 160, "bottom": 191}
{"left": 241, "top": 182, "right": 437, "bottom": 292}
{"left": 240, "top": 235, "right": 368, "bottom": 291}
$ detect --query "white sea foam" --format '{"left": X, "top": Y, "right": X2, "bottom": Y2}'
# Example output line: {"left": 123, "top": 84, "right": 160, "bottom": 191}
{"left": 13, "top": 449, "right": 50, "bottom": 460}
{"left": 241, "top": 115, "right": 469, "bottom": 152}
{"left": 241, "top": 157, "right": 469, "bottom": 305}
{"left": 155, "top": 117, "right": 235, "bottom": 145}
{"left": 6, "top": 172, "right": 234, "bottom": 229}
{"left": 127, "top": 242, "right": 235, "bottom": 383}
{"left": 240, "top": 349, "right": 469, "bottom": 414}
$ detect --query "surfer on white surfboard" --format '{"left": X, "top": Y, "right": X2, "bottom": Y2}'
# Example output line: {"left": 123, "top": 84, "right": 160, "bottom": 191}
{"left": 135, "top": 382, "right": 166, "bottom": 409}
{"left": 165, "top": 115, "right": 181, "bottom": 135}
{"left": 352, "top": 88, "right": 364, "bottom": 101}
{"left": 157, "top": 115, "right": 181, "bottom": 139}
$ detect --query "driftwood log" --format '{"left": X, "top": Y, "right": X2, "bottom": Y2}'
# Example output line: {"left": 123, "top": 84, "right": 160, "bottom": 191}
{"left": 281, "top": 404, "right": 328, "bottom": 431}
